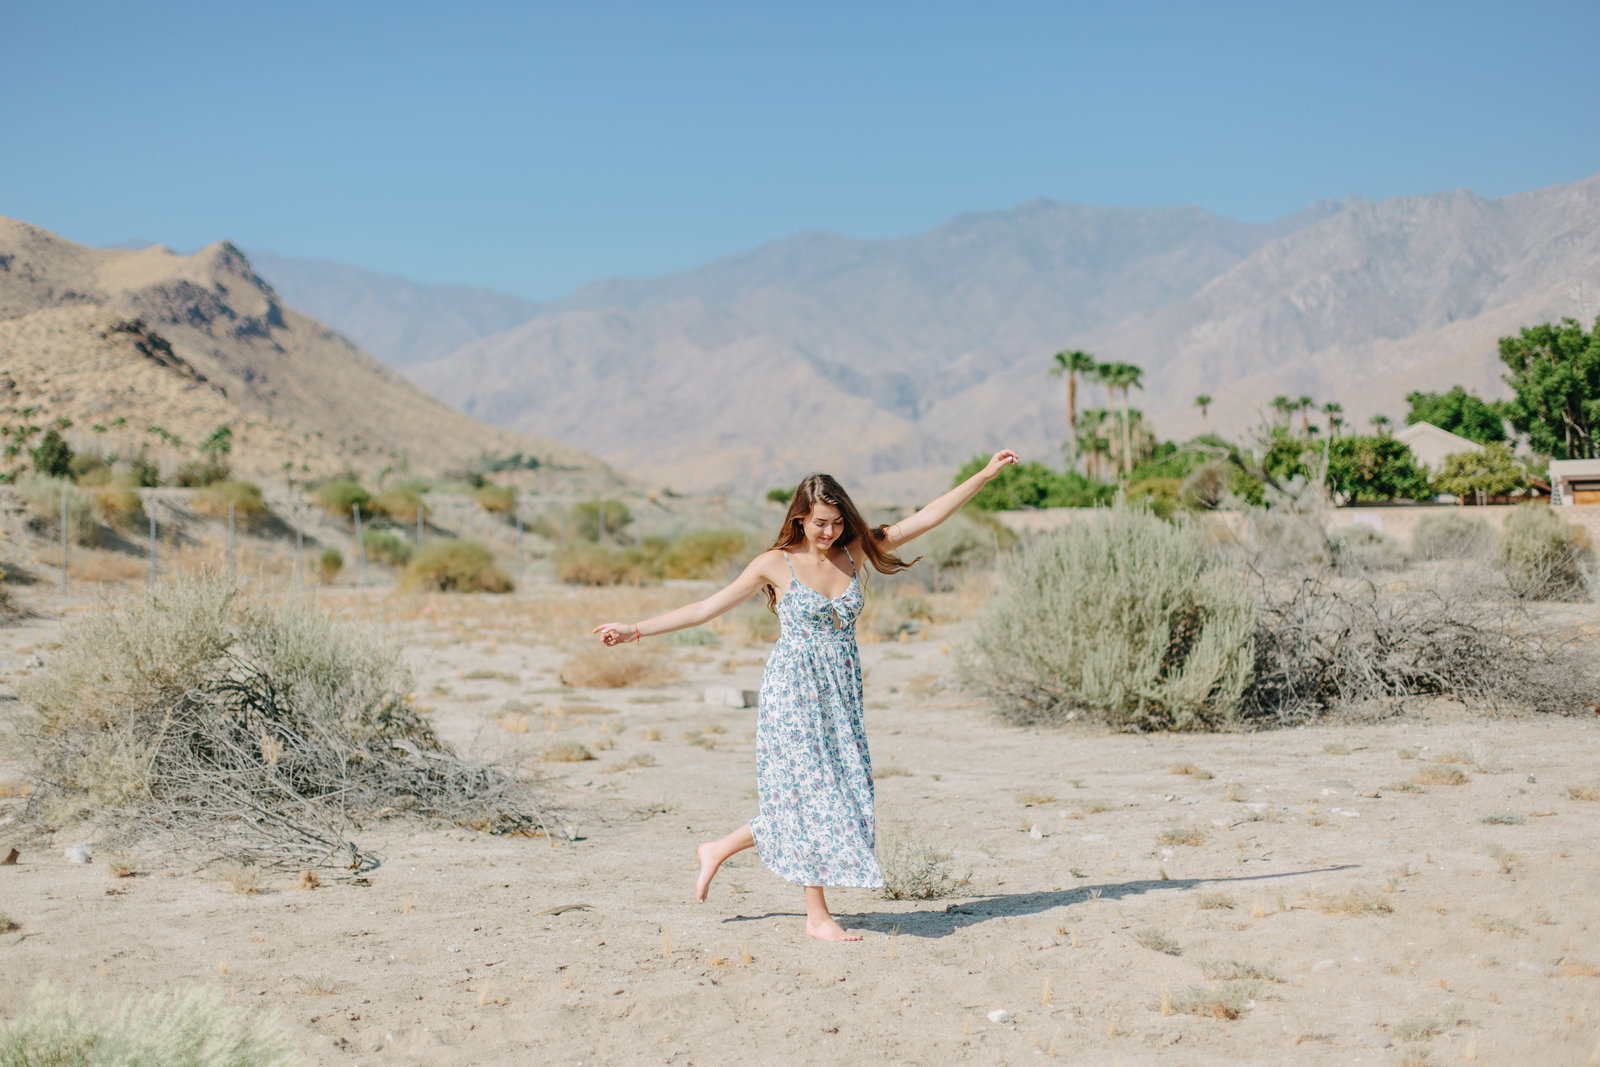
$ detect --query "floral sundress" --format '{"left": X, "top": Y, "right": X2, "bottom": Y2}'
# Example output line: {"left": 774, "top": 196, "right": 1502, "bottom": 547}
{"left": 748, "top": 547, "right": 886, "bottom": 888}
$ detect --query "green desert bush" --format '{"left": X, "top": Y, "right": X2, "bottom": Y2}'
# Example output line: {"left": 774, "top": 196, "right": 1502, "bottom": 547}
{"left": 9, "top": 573, "right": 542, "bottom": 865}
{"left": 652, "top": 528, "right": 750, "bottom": 579}
{"left": 193, "top": 479, "right": 268, "bottom": 520}
{"left": 1498, "top": 502, "right": 1590, "bottom": 600}
{"left": 171, "top": 457, "right": 231, "bottom": 488}
{"left": 570, "top": 499, "right": 632, "bottom": 541}
{"left": 0, "top": 982, "right": 298, "bottom": 1067}
{"left": 314, "top": 478, "right": 370, "bottom": 516}
{"left": 1331, "top": 524, "right": 1407, "bottom": 570}
{"left": 958, "top": 501, "right": 1255, "bottom": 729}
{"left": 1126, "top": 476, "right": 1185, "bottom": 518}
{"left": 400, "top": 540, "right": 513, "bottom": 593}
{"left": 15, "top": 473, "right": 99, "bottom": 545}
{"left": 472, "top": 483, "right": 517, "bottom": 514}
{"left": 368, "top": 486, "right": 428, "bottom": 524}
{"left": 317, "top": 547, "right": 343, "bottom": 584}
{"left": 877, "top": 825, "right": 956, "bottom": 900}
{"left": 1411, "top": 511, "right": 1495, "bottom": 560}
{"left": 90, "top": 478, "right": 145, "bottom": 530}
{"left": 361, "top": 529, "right": 412, "bottom": 566}
{"left": 68, "top": 450, "right": 113, "bottom": 487}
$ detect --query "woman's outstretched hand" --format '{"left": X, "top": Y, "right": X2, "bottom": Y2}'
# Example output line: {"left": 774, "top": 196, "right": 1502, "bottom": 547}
{"left": 982, "top": 449, "right": 1020, "bottom": 479}
{"left": 592, "top": 622, "right": 639, "bottom": 646}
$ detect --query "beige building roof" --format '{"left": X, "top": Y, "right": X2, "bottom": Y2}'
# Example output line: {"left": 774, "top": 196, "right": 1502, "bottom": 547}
{"left": 1394, "top": 421, "right": 1484, "bottom": 470}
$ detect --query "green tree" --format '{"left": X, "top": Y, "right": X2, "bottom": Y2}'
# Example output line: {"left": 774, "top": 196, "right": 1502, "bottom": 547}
{"left": 1369, "top": 414, "right": 1392, "bottom": 436}
{"left": 1321, "top": 401, "right": 1344, "bottom": 437}
{"left": 1269, "top": 395, "right": 1294, "bottom": 427}
{"left": 1326, "top": 435, "right": 1430, "bottom": 503}
{"left": 1101, "top": 362, "right": 1144, "bottom": 480}
{"left": 955, "top": 455, "right": 1113, "bottom": 511}
{"left": 1194, "top": 394, "right": 1213, "bottom": 422}
{"left": 30, "top": 428, "right": 73, "bottom": 478}
{"left": 1498, "top": 316, "right": 1600, "bottom": 459}
{"left": 1296, "top": 395, "right": 1315, "bottom": 435}
{"left": 1404, "top": 386, "right": 1506, "bottom": 444}
{"left": 1432, "top": 444, "right": 1529, "bottom": 502}
{"left": 200, "top": 424, "right": 234, "bottom": 457}
{"left": 1049, "top": 349, "right": 1098, "bottom": 475}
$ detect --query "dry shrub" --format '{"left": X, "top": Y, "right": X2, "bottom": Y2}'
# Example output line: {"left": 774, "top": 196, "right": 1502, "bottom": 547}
{"left": 1197, "top": 891, "right": 1236, "bottom": 910}
{"left": 0, "top": 911, "right": 16, "bottom": 932}
{"left": 317, "top": 548, "right": 343, "bottom": 584}
{"left": 1330, "top": 525, "right": 1407, "bottom": 570}
{"left": 400, "top": 540, "right": 512, "bottom": 593}
{"left": 1411, "top": 511, "right": 1494, "bottom": 561}
{"left": 1411, "top": 765, "right": 1468, "bottom": 786}
{"left": 1565, "top": 784, "right": 1600, "bottom": 801}
{"left": 472, "top": 484, "right": 516, "bottom": 514}
{"left": 1134, "top": 927, "right": 1181, "bottom": 955}
{"left": 0, "top": 983, "right": 298, "bottom": 1067}
{"left": 193, "top": 480, "right": 269, "bottom": 520}
{"left": 1310, "top": 887, "right": 1394, "bottom": 916}
{"left": 7, "top": 573, "right": 546, "bottom": 867}
{"left": 72, "top": 551, "right": 147, "bottom": 584}
{"left": 361, "top": 529, "right": 412, "bottom": 566}
{"left": 368, "top": 487, "right": 428, "bottom": 524}
{"left": 1157, "top": 825, "right": 1205, "bottom": 847}
{"left": 1196, "top": 959, "right": 1276, "bottom": 981}
{"left": 314, "top": 478, "right": 369, "bottom": 516}
{"left": 556, "top": 544, "right": 655, "bottom": 586}
{"left": 1163, "top": 980, "right": 1262, "bottom": 1020}
{"left": 542, "top": 740, "right": 594, "bottom": 763}
{"left": 1499, "top": 502, "right": 1590, "bottom": 600}
{"left": 878, "top": 824, "right": 956, "bottom": 900}
{"left": 959, "top": 501, "right": 1255, "bottom": 729}
{"left": 651, "top": 529, "right": 751, "bottom": 579}
{"left": 15, "top": 474, "right": 99, "bottom": 545}
{"left": 559, "top": 645, "right": 676, "bottom": 688}
{"left": 91, "top": 483, "right": 145, "bottom": 530}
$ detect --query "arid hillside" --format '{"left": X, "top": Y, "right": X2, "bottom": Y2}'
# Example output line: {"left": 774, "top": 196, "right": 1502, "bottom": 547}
{"left": 0, "top": 218, "right": 613, "bottom": 490}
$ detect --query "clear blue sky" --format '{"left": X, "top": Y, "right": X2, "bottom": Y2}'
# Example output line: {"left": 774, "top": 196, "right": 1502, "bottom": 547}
{"left": 7, "top": 1, "right": 1598, "bottom": 299}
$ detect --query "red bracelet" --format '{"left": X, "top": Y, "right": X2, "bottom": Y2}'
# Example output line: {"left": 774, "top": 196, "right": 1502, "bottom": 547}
{"left": 633, "top": 624, "right": 641, "bottom": 643}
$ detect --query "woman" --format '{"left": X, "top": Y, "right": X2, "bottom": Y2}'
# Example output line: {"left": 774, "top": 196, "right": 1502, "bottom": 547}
{"left": 593, "top": 450, "right": 1017, "bottom": 941}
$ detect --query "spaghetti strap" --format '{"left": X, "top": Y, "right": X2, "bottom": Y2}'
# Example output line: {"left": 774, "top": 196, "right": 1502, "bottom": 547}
{"left": 783, "top": 550, "right": 796, "bottom": 578}
{"left": 845, "top": 544, "right": 857, "bottom": 576}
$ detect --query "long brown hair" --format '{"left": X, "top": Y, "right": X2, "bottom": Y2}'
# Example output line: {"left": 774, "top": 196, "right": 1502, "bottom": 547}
{"left": 762, "top": 473, "right": 918, "bottom": 611}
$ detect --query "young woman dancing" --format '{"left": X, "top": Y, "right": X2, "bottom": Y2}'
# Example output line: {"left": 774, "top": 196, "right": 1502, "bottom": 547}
{"left": 593, "top": 450, "right": 1017, "bottom": 941}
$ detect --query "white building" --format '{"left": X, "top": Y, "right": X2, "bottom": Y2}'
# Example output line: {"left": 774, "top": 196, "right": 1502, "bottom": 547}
{"left": 1547, "top": 459, "right": 1600, "bottom": 505}
{"left": 1393, "top": 421, "right": 1483, "bottom": 471}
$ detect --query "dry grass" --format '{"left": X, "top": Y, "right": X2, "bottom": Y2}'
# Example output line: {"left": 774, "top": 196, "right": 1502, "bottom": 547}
{"left": 297, "top": 870, "right": 322, "bottom": 890}
{"left": 1168, "top": 763, "right": 1214, "bottom": 779}
{"left": 0, "top": 778, "right": 33, "bottom": 798}
{"left": 873, "top": 765, "right": 913, "bottom": 779}
{"left": 1133, "top": 927, "right": 1181, "bottom": 955}
{"left": 1322, "top": 741, "right": 1349, "bottom": 755}
{"left": 1475, "top": 914, "right": 1526, "bottom": 936}
{"left": 70, "top": 550, "right": 147, "bottom": 583}
{"left": 209, "top": 861, "right": 262, "bottom": 895}
{"left": 1386, "top": 779, "right": 1426, "bottom": 794}
{"left": 1557, "top": 959, "right": 1598, "bottom": 978}
{"left": 1565, "top": 784, "right": 1600, "bottom": 801}
{"left": 1017, "top": 791, "right": 1056, "bottom": 805}
{"left": 0, "top": 911, "right": 16, "bottom": 932}
{"left": 1163, "top": 980, "right": 1261, "bottom": 1019}
{"left": 1197, "top": 891, "right": 1236, "bottom": 910}
{"left": 602, "top": 753, "right": 656, "bottom": 773}
{"left": 559, "top": 646, "right": 677, "bottom": 688}
{"left": 1157, "top": 825, "right": 1205, "bottom": 847}
{"left": 1411, "top": 765, "right": 1469, "bottom": 786}
{"left": 296, "top": 975, "right": 348, "bottom": 996}
{"left": 1484, "top": 843, "right": 1517, "bottom": 874}
{"left": 640, "top": 729, "right": 662, "bottom": 742}
{"left": 1479, "top": 812, "right": 1524, "bottom": 825}
{"left": 878, "top": 825, "right": 955, "bottom": 900}
{"left": 1310, "top": 887, "right": 1394, "bottom": 916}
{"left": 1391, "top": 1016, "right": 1443, "bottom": 1042}
{"left": 542, "top": 740, "right": 595, "bottom": 763}
{"left": 1196, "top": 959, "right": 1276, "bottom": 981}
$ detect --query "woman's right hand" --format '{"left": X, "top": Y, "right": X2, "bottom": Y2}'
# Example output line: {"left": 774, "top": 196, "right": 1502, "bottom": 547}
{"left": 982, "top": 449, "right": 1019, "bottom": 480}
{"left": 592, "top": 622, "right": 638, "bottom": 646}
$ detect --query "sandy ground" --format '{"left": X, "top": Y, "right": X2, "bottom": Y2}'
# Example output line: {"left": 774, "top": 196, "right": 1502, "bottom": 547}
{"left": 2, "top": 580, "right": 1600, "bottom": 1066}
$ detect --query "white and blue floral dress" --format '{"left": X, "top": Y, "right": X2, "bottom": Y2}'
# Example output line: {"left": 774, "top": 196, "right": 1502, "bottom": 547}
{"left": 749, "top": 548, "right": 886, "bottom": 888}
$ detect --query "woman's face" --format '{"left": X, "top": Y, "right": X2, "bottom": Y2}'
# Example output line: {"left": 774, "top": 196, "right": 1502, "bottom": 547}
{"left": 802, "top": 503, "right": 846, "bottom": 552}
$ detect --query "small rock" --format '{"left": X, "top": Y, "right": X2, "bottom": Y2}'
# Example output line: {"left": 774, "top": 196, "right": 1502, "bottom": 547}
{"left": 1312, "top": 959, "right": 1338, "bottom": 972}
{"left": 702, "top": 686, "right": 757, "bottom": 708}
{"left": 1243, "top": 803, "right": 1269, "bottom": 813}
{"left": 64, "top": 843, "right": 92, "bottom": 865}
{"left": 987, "top": 1009, "right": 1013, "bottom": 1024}
{"left": 448, "top": 945, "right": 462, "bottom": 953}
{"left": 1526, "top": 775, "right": 1537, "bottom": 784}
{"left": 1, "top": 848, "right": 18, "bottom": 865}
{"left": 1210, "top": 818, "right": 1231, "bottom": 828}
{"left": 1027, "top": 825, "right": 1042, "bottom": 840}
{"left": 1181, "top": 796, "right": 1198, "bottom": 805}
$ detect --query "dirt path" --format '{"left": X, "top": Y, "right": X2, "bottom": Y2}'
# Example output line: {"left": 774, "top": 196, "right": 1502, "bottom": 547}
{"left": 2, "top": 584, "right": 1598, "bottom": 1064}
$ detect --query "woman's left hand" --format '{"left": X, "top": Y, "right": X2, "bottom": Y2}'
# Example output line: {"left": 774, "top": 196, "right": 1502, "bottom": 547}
{"left": 982, "top": 449, "right": 1020, "bottom": 479}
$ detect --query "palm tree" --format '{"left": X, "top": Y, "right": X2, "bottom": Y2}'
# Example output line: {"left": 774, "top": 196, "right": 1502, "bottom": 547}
{"left": 1076, "top": 408, "right": 1106, "bottom": 480}
{"left": 1102, "top": 362, "right": 1145, "bottom": 480}
{"left": 1370, "top": 414, "right": 1392, "bottom": 436}
{"left": 1270, "top": 395, "right": 1294, "bottom": 427}
{"left": 1322, "top": 401, "right": 1344, "bottom": 437}
{"left": 1049, "top": 349, "right": 1098, "bottom": 474}
{"left": 1296, "top": 395, "right": 1315, "bottom": 435}
{"left": 1194, "top": 394, "right": 1213, "bottom": 423}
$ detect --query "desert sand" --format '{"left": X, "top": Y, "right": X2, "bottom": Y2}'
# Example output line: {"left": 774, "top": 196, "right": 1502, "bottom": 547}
{"left": 2, "top": 578, "right": 1599, "bottom": 1065}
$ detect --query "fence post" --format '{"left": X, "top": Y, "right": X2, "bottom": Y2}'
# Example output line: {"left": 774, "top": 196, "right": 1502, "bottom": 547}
{"left": 599, "top": 500, "right": 606, "bottom": 541}
{"left": 59, "top": 495, "right": 67, "bottom": 594}
{"left": 416, "top": 508, "right": 424, "bottom": 550}
{"left": 294, "top": 506, "right": 304, "bottom": 587}
{"left": 228, "top": 501, "right": 237, "bottom": 586}
{"left": 148, "top": 510, "right": 157, "bottom": 589}
{"left": 353, "top": 503, "right": 367, "bottom": 586}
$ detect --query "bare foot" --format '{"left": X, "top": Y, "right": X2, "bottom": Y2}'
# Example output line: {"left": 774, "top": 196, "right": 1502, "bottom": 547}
{"left": 695, "top": 841, "right": 723, "bottom": 902}
{"left": 805, "top": 918, "right": 862, "bottom": 942}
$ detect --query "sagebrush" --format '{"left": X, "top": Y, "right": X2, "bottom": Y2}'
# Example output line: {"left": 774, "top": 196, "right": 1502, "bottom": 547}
{"left": 7, "top": 573, "right": 545, "bottom": 866}
{"left": 1498, "top": 501, "right": 1590, "bottom": 600}
{"left": 400, "top": 540, "right": 512, "bottom": 593}
{"left": 1410, "top": 511, "right": 1495, "bottom": 561}
{"left": 959, "top": 502, "right": 1255, "bottom": 729}
{"left": 0, "top": 982, "right": 298, "bottom": 1067}
{"left": 15, "top": 474, "right": 98, "bottom": 545}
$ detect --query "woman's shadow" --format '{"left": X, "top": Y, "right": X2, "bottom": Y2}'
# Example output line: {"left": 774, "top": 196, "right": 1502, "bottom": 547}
{"left": 722, "top": 865, "right": 1355, "bottom": 939}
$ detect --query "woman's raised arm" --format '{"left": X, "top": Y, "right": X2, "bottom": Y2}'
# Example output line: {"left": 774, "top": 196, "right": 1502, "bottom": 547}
{"left": 880, "top": 449, "right": 1017, "bottom": 551}
{"left": 593, "top": 551, "right": 780, "bottom": 646}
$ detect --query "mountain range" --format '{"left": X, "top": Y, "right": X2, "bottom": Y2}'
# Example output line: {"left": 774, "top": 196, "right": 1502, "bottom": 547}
{"left": 246, "top": 173, "right": 1600, "bottom": 500}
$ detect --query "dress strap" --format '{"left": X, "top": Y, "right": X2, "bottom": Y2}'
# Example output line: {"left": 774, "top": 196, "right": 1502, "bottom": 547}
{"left": 845, "top": 544, "right": 857, "bottom": 576}
{"left": 783, "top": 550, "right": 796, "bottom": 579}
